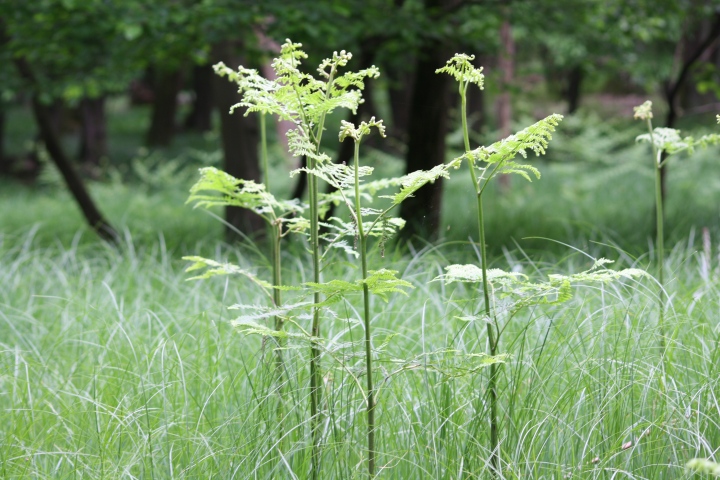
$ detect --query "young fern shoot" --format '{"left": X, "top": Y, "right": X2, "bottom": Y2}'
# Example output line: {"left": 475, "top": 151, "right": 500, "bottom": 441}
{"left": 339, "top": 117, "right": 388, "bottom": 478}
{"left": 215, "top": 40, "right": 380, "bottom": 477}
{"left": 634, "top": 100, "right": 720, "bottom": 352}
{"left": 438, "top": 53, "right": 563, "bottom": 477}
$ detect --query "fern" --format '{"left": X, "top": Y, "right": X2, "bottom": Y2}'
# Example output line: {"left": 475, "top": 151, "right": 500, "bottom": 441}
{"left": 462, "top": 114, "right": 563, "bottom": 183}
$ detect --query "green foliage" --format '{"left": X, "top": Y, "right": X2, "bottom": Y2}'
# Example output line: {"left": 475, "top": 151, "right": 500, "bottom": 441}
{"left": 462, "top": 114, "right": 564, "bottom": 182}
{"left": 438, "top": 258, "right": 648, "bottom": 310}
{"left": 436, "top": 53, "right": 485, "bottom": 88}
{"left": 187, "top": 166, "right": 304, "bottom": 225}
{"left": 686, "top": 458, "right": 720, "bottom": 476}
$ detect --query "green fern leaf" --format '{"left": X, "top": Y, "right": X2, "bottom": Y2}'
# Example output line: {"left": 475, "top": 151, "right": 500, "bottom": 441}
{"left": 462, "top": 114, "right": 563, "bottom": 180}
{"left": 436, "top": 53, "right": 484, "bottom": 89}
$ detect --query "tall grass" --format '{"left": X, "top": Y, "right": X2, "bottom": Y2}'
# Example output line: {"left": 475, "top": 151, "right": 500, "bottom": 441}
{"left": 1, "top": 226, "right": 719, "bottom": 478}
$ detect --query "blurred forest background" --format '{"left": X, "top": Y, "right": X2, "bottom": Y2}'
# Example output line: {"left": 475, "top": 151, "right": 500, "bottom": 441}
{"left": 2, "top": 0, "right": 720, "bottom": 254}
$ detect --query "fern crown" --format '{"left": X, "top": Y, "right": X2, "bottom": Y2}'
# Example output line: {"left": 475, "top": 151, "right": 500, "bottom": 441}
{"left": 436, "top": 53, "right": 484, "bottom": 89}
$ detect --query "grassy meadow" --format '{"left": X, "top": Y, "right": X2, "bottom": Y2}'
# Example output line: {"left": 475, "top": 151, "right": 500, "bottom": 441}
{"left": 2, "top": 104, "right": 720, "bottom": 478}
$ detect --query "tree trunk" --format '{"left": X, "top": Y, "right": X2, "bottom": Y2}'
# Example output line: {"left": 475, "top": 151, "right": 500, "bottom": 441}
{"left": 213, "top": 41, "right": 264, "bottom": 239}
{"left": 398, "top": 41, "right": 451, "bottom": 240}
{"left": 10, "top": 51, "right": 118, "bottom": 243}
{"left": 183, "top": 64, "right": 214, "bottom": 132}
{"left": 565, "top": 65, "right": 583, "bottom": 114}
{"left": 146, "top": 67, "right": 182, "bottom": 147}
{"left": 662, "top": 13, "right": 720, "bottom": 202}
{"left": 78, "top": 96, "right": 107, "bottom": 166}
{"left": 0, "top": 105, "right": 5, "bottom": 167}
{"left": 387, "top": 63, "right": 414, "bottom": 143}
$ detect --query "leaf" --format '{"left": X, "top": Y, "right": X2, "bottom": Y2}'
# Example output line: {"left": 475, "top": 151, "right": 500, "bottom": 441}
{"left": 436, "top": 264, "right": 527, "bottom": 285}
{"left": 686, "top": 458, "right": 720, "bottom": 476}
{"left": 637, "top": 128, "right": 720, "bottom": 157}
{"left": 461, "top": 114, "right": 563, "bottom": 180}
{"left": 338, "top": 116, "right": 386, "bottom": 143}
{"left": 182, "top": 256, "right": 272, "bottom": 290}
{"left": 363, "top": 269, "right": 414, "bottom": 301}
{"left": 232, "top": 320, "right": 322, "bottom": 344}
{"left": 633, "top": 100, "right": 653, "bottom": 120}
{"left": 188, "top": 167, "right": 303, "bottom": 217}
{"left": 382, "top": 162, "right": 460, "bottom": 205}
{"left": 436, "top": 53, "right": 484, "bottom": 89}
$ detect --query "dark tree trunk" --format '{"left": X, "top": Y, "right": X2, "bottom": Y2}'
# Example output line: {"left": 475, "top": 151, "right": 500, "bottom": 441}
{"left": 398, "top": 40, "right": 451, "bottom": 240}
{"left": 565, "top": 65, "right": 583, "bottom": 114}
{"left": 183, "top": 64, "right": 214, "bottom": 132}
{"left": 146, "top": 67, "right": 182, "bottom": 147}
{"left": 387, "top": 64, "right": 414, "bottom": 143}
{"left": 0, "top": 105, "right": 5, "bottom": 166}
{"left": 213, "top": 41, "right": 264, "bottom": 239}
{"left": 78, "top": 96, "right": 107, "bottom": 166}
{"left": 12, "top": 53, "right": 118, "bottom": 242}
{"left": 661, "top": 13, "right": 720, "bottom": 202}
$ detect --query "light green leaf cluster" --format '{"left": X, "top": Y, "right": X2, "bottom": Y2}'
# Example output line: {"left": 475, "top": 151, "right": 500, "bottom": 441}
{"left": 304, "top": 269, "right": 413, "bottom": 303}
{"left": 216, "top": 39, "right": 379, "bottom": 164}
{"left": 383, "top": 161, "right": 462, "bottom": 205}
{"left": 686, "top": 458, "right": 720, "bottom": 476}
{"left": 633, "top": 100, "right": 653, "bottom": 120}
{"left": 187, "top": 167, "right": 304, "bottom": 221}
{"left": 339, "top": 116, "right": 387, "bottom": 143}
{"left": 437, "top": 258, "right": 648, "bottom": 311}
{"left": 636, "top": 128, "right": 720, "bottom": 158}
{"left": 231, "top": 320, "right": 321, "bottom": 344}
{"left": 293, "top": 162, "right": 374, "bottom": 191}
{"left": 437, "top": 264, "right": 526, "bottom": 285}
{"left": 436, "top": 53, "right": 484, "bottom": 89}
{"left": 462, "top": 114, "right": 564, "bottom": 182}
{"left": 182, "top": 256, "right": 272, "bottom": 289}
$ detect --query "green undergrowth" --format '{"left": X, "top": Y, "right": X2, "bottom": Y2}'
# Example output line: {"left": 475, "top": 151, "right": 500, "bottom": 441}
{"left": 1, "top": 230, "right": 720, "bottom": 478}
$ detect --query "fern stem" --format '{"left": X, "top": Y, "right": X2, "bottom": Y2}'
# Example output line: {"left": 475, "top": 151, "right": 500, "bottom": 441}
{"left": 261, "top": 113, "right": 270, "bottom": 193}
{"left": 353, "top": 139, "right": 376, "bottom": 478}
{"left": 647, "top": 119, "right": 666, "bottom": 351}
{"left": 261, "top": 111, "right": 286, "bottom": 447}
{"left": 463, "top": 83, "right": 500, "bottom": 476}
{"left": 308, "top": 67, "right": 337, "bottom": 480}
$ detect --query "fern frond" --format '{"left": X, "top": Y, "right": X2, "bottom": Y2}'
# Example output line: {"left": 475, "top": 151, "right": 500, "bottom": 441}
{"left": 436, "top": 265, "right": 527, "bottom": 285}
{"left": 462, "top": 114, "right": 563, "bottom": 180}
{"left": 636, "top": 128, "right": 720, "bottom": 158}
{"left": 363, "top": 269, "right": 414, "bottom": 301}
{"left": 187, "top": 167, "right": 304, "bottom": 217}
{"left": 182, "top": 256, "right": 272, "bottom": 290}
{"left": 293, "top": 162, "right": 374, "bottom": 191}
{"left": 686, "top": 458, "right": 720, "bottom": 476}
{"left": 633, "top": 100, "right": 653, "bottom": 120}
{"left": 436, "top": 53, "right": 484, "bottom": 89}
{"left": 339, "top": 117, "right": 386, "bottom": 143}
{"left": 382, "top": 161, "right": 460, "bottom": 205}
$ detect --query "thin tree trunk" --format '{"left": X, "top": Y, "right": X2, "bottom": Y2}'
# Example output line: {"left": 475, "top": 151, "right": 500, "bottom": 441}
{"left": 398, "top": 35, "right": 451, "bottom": 240}
{"left": 183, "top": 64, "right": 214, "bottom": 132}
{"left": 566, "top": 65, "right": 583, "bottom": 114}
{"left": 78, "top": 96, "right": 107, "bottom": 166}
{"left": 0, "top": 105, "right": 5, "bottom": 168}
{"left": 146, "top": 67, "right": 182, "bottom": 147}
{"left": 661, "top": 13, "right": 720, "bottom": 202}
{"left": 13, "top": 55, "right": 118, "bottom": 242}
{"left": 213, "top": 41, "right": 264, "bottom": 239}
{"left": 387, "top": 64, "right": 414, "bottom": 143}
